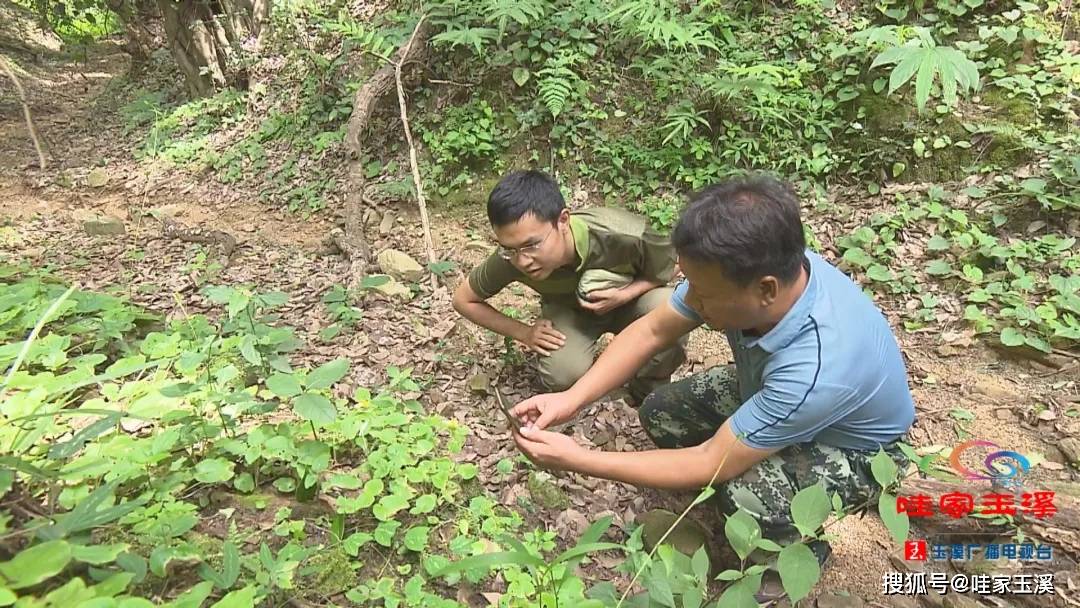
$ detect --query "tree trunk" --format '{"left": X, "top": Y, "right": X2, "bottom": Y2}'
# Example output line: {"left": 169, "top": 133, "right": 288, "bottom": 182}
{"left": 332, "top": 20, "right": 431, "bottom": 278}
{"left": 103, "top": 0, "right": 155, "bottom": 63}
{"left": 901, "top": 477, "right": 1080, "bottom": 560}
{"left": 155, "top": 0, "right": 267, "bottom": 98}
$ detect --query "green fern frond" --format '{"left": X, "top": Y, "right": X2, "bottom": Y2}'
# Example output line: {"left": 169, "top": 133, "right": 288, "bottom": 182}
{"left": 604, "top": 0, "right": 719, "bottom": 52}
{"left": 661, "top": 102, "right": 710, "bottom": 145}
{"left": 537, "top": 52, "right": 583, "bottom": 118}
{"left": 320, "top": 15, "right": 398, "bottom": 61}
{"left": 431, "top": 26, "right": 501, "bottom": 55}
{"left": 483, "top": 0, "right": 546, "bottom": 34}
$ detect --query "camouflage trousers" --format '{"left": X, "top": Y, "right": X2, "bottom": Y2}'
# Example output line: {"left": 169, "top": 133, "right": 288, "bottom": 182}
{"left": 638, "top": 365, "right": 908, "bottom": 553}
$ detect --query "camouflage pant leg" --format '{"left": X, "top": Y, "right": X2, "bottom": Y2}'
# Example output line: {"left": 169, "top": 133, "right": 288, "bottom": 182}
{"left": 637, "top": 365, "right": 741, "bottom": 449}
{"left": 719, "top": 440, "right": 909, "bottom": 547}
{"left": 637, "top": 366, "right": 908, "bottom": 547}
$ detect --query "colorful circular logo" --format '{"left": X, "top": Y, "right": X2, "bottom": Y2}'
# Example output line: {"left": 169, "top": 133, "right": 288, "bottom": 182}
{"left": 949, "top": 439, "right": 1030, "bottom": 484}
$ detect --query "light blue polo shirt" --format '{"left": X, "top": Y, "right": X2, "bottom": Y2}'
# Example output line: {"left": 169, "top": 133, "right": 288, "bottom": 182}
{"left": 670, "top": 251, "right": 915, "bottom": 451}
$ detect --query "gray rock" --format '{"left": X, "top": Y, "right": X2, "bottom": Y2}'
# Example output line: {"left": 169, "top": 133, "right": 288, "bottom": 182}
{"left": 368, "top": 275, "right": 412, "bottom": 300}
{"left": 83, "top": 216, "right": 125, "bottom": 236}
{"left": 639, "top": 509, "right": 708, "bottom": 556}
{"left": 377, "top": 249, "right": 425, "bottom": 282}
{"left": 378, "top": 212, "right": 395, "bottom": 235}
{"left": 1058, "top": 437, "right": 1080, "bottom": 465}
{"left": 86, "top": 168, "right": 110, "bottom": 188}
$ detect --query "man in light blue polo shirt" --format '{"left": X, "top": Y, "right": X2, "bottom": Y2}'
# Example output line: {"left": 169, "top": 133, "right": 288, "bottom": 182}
{"left": 509, "top": 174, "right": 915, "bottom": 596}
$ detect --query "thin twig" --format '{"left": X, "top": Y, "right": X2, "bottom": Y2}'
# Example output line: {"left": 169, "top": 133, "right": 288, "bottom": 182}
{"left": 0, "top": 54, "right": 48, "bottom": 169}
{"left": 393, "top": 16, "right": 438, "bottom": 292}
{"left": 616, "top": 446, "right": 735, "bottom": 607}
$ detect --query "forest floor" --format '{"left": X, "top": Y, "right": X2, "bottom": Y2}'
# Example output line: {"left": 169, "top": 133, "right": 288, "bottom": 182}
{"left": 2, "top": 42, "right": 1078, "bottom": 607}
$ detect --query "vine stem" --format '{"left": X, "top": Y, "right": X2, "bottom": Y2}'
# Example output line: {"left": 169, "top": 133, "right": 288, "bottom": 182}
{"left": 615, "top": 443, "right": 736, "bottom": 607}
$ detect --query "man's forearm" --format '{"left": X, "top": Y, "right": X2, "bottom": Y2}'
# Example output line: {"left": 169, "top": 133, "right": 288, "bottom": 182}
{"left": 622, "top": 277, "right": 663, "bottom": 300}
{"left": 563, "top": 320, "right": 664, "bottom": 409}
{"left": 571, "top": 445, "right": 723, "bottom": 490}
{"left": 457, "top": 301, "right": 529, "bottom": 342}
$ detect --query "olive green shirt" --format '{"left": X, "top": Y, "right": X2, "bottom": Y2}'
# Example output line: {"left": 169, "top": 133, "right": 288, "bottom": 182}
{"left": 467, "top": 207, "right": 677, "bottom": 302}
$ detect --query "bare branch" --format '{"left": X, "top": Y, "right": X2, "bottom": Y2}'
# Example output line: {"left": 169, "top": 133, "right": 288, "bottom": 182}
{"left": 394, "top": 16, "right": 438, "bottom": 290}
{"left": 0, "top": 54, "right": 47, "bottom": 170}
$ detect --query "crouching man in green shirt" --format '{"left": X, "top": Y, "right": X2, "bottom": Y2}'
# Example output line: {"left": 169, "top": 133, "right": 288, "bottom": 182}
{"left": 452, "top": 170, "right": 687, "bottom": 404}
{"left": 510, "top": 175, "right": 915, "bottom": 599}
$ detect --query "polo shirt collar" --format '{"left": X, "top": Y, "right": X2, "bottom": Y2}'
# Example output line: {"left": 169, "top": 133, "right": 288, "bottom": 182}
{"left": 569, "top": 215, "right": 590, "bottom": 272}
{"left": 738, "top": 255, "right": 817, "bottom": 354}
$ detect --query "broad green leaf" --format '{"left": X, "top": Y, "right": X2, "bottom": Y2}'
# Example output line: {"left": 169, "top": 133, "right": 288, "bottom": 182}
{"left": 551, "top": 542, "right": 622, "bottom": 566}
{"left": 293, "top": 393, "right": 336, "bottom": 424}
{"left": 404, "top": 527, "right": 430, "bottom": 552}
{"left": 209, "top": 585, "right": 257, "bottom": 608}
{"left": 410, "top": 494, "right": 437, "bottom": 515}
{"left": 646, "top": 568, "right": 676, "bottom": 607}
{"left": 866, "top": 264, "right": 893, "bottom": 282}
{"left": 234, "top": 473, "right": 255, "bottom": 494}
{"left": 374, "top": 520, "right": 401, "bottom": 547}
{"left": 691, "top": 546, "right": 709, "bottom": 580}
{"left": 306, "top": 358, "right": 350, "bottom": 390}
{"left": 1024, "top": 334, "right": 1052, "bottom": 353}
{"left": 715, "top": 569, "right": 743, "bottom": 581}
{"left": 266, "top": 373, "right": 301, "bottom": 398}
{"left": 239, "top": 335, "right": 261, "bottom": 366}
{"left": 938, "top": 53, "right": 958, "bottom": 106}
{"left": 724, "top": 509, "right": 759, "bottom": 560}
{"left": 431, "top": 551, "right": 540, "bottom": 577}
{"left": 159, "top": 578, "right": 212, "bottom": 608}
{"left": 195, "top": 458, "right": 235, "bottom": 484}
{"left": 716, "top": 573, "right": 761, "bottom": 608}
{"left": 512, "top": 67, "right": 530, "bottom": 86}
{"left": 213, "top": 542, "right": 241, "bottom": 589}
{"left": 342, "top": 533, "right": 373, "bottom": 556}
{"left": 791, "top": 483, "right": 831, "bottom": 537}
{"left": 870, "top": 449, "right": 899, "bottom": 487}
{"left": 150, "top": 545, "right": 200, "bottom": 578}
{"left": 0, "top": 588, "right": 15, "bottom": 606}
{"left": 777, "top": 543, "right": 821, "bottom": 604}
{"left": 682, "top": 587, "right": 703, "bottom": 608}
{"left": 879, "top": 492, "right": 910, "bottom": 543}
{"left": 576, "top": 515, "right": 613, "bottom": 547}
{"left": 1020, "top": 178, "right": 1046, "bottom": 194}
{"left": 0, "top": 540, "right": 71, "bottom": 589}
{"left": 1000, "top": 327, "right": 1024, "bottom": 347}
{"left": 914, "top": 50, "right": 936, "bottom": 112}
{"left": 115, "top": 553, "right": 147, "bottom": 583}
{"left": 90, "top": 571, "right": 135, "bottom": 598}
{"left": 926, "top": 235, "right": 951, "bottom": 251}
{"left": 72, "top": 543, "right": 128, "bottom": 565}
{"left": 886, "top": 49, "right": 922, "bottom": 95}
{"left": 842, "top": 247, "right": 874, "bottom": 268}
{"left": 926, "top": 259, "right": 953, "bottom": 276}
{"left": 756, "top": 538, "right": 783, "bottom": 552}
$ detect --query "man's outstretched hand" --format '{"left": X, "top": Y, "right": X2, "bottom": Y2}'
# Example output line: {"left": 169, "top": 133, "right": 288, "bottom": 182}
{"left": 512, "top": 426, "right": 587, "bottom": 471}
{"left": 512, "top": 392, "right": 579, "bottom": 431}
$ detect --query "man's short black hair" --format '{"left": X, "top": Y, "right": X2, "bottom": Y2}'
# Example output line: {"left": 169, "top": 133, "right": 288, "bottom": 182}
{"left": 487, "top": 170, "right": 565, "bottom": 227}
{"left": 671, "top": 174, "right": 806, "bottom": 286}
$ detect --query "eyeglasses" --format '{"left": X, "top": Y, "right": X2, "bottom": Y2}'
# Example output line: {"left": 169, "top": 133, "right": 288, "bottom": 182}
{"left": 497, "top": 226, "right": 555, "bottom": 261}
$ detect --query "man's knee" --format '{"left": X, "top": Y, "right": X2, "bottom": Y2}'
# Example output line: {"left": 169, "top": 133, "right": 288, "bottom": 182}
{"left": 638, "top": 385, "right": 685, "bottom": 448}
{"left": 537, "top": 352, "right": 592, "bottom": 392}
